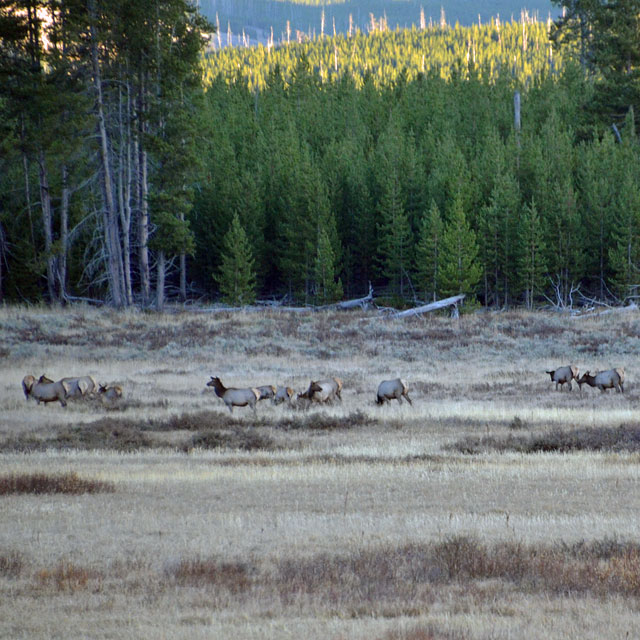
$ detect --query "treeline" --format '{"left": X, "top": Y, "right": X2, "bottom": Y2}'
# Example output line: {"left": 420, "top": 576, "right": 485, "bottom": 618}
{"left": 193, "top": 61, "right": 639, "bottom": 308}
{"left": 200, "top": 0, "right": 558, "bottom": 44}
{"left": 203, "top": 18, "right": 559, "bottom": 91}
{"left": 2, "top": 3, "right": 640, "bottom": 309}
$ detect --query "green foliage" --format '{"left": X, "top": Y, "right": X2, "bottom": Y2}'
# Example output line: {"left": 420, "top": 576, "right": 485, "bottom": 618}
{"left": 438, "top": 193, "right": 482, "bottom": 298}
{"left": 516, "top": 198, "right": 547, "bottom": 308}
{"left": 414, "top": 200, "right": 444, "bottom": 302}
{"left": 214, "top": 213, "right": 257, "bottom": 305}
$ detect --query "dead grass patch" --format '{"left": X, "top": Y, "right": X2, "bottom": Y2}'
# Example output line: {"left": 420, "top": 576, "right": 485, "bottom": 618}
{"left": 36, "top": 561, "right": 101, "bottom": 592}
{"left": 0, "top": 551, "right": 25, "bottom": 578}
{"left": 450, "top": 423, "right": 640, "bottom": 454}
{"left": 0, "top": 472, "right": 114, "bottom": 495}
{"left": 165, "top": 557, "right": 254, "bottom": 592}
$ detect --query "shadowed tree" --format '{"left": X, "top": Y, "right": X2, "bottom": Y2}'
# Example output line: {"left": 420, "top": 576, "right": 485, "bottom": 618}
{"left": 214, "top": 212, "right": 256, "bottom": 306}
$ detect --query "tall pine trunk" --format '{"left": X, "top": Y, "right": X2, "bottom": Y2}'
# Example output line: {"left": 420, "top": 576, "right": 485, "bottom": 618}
{"left": 137, "top": 74, "right": 150, "bottom": 306}
{"left": 118, "top": 82, "right": 133, "bottom": 306}
{"left": 88, "top": 0, "right": 125, "bottom": 308}
{"left": 156, "top": 250, "right": 165, "bottom": 311}
{"left": 58, "top": 163, "right": 69, "bottom": 302}
{"left": 37, "top": 151, "right": 57, "bottom": 303}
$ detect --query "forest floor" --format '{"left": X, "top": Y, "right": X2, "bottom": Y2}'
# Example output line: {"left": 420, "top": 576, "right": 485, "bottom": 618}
{"left": 1, "top": 304, "right": 640, "bottom": 639}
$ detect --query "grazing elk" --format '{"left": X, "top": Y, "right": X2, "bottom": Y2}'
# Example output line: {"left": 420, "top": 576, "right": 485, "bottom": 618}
{"left": 376, "top": 378, "right": 412, "bottom": 406}
{"left": 255, "top": 385, "right": 277, "bottom": 402}
{"left": 546, "top": 365, "right": 579, "bottom": 391}
{"left": 298, "top": 378, "right": 343, "bottom": 405}
{"left": 61, "top": 375, "right": 97, "bottom": 399}
{"left": 98, "top": 383, "right": 123, "bottom": 404}
{"left": 22, "top": 374, "right": 68, "bottom": 407}
{"left": 578, "top": 368, "right": 625, "bottom": 393}
{"left": 207, "top": 376, "right": 260, "bottom": 413}
{"left": 273, "top": 386, "right": 294, "bottom": 406}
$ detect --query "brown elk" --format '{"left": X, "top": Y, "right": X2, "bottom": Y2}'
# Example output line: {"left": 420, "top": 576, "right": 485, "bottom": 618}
{"left": 207, "top": 377, "right": 260, "bottom": 413}
{"left": 578, "top": 368, "right": 625, "bottom": 393}
{"left": 546, "top": 365, "right": 579, "bottom": 391}
{"left": 376, "top": 378, "right": 412, "bottom": 405}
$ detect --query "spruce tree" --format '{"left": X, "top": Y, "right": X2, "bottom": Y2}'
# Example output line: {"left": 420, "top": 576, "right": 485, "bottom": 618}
{"left": 214, "top": 213, "right": 256, "bottom": 306}
{"left": 376, "top": 169, "right": 413, "bottom": 300}
{"left": 609, "top": 169, "right": 640, "bottom": 300}
{"left": 516, "top": 198, "right": 547, "bottom": 309}
{"left": 414, "top": 200, "right": 444, "bottom": 302}
{"left": 439, "top": 193, "right": 482, "bottom": 299}
{"left": 314, "top": 227, "right": 343, "bottom": 304}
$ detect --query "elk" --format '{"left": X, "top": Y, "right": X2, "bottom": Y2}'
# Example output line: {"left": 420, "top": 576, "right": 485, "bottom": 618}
{"left": 22, "top": 374, "right": 68, "bottom": 407}
{"left": 255, "top": 385, "right": 277, "bottom": 401}
{"left": 577, "top": 368, "right": 625, "bottom": 393}
{"left": 273, "top": 386, "right": 294, "bottom": 406}
{"left": 376, "top": 378, "right": 412, "bottom": 405}
{"left": 98, "top": 383, "right": 123, "bottom": 404}
{"left": 546, "top": 365, "right": 579, "bottom": 391}
{"left": 207, "top": 376, "right": 260, "bottom": 413}
{"left": 298, "top": 378, "right": 343, "bottom": 405}
{"left": 60, "top": 375, "right": 98, "bottom": 399}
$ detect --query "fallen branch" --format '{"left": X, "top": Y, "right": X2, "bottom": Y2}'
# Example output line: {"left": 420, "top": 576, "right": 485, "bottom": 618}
{"left": 394, "top": 294, "right": 466, "bottom": 318}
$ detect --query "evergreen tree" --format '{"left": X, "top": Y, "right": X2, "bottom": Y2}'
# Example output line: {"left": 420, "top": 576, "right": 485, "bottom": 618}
{"left": 214, "top": 213, "right": 256, "bottom": 306}
{"left": 414, "top": 200, "right": 444, "bottom": 302}
{"left": 376, "top": 168, "right": 413, "bottom": 300}
{"left": 439, "top": 193, "right": 482, "bottom": 298}
{"left": 609, "top": 167, "right": 640, "bottom": 300}
{"left": 314, "top": 227, "right": 343, "bottom": 304}
{"left": 516, "top": 198, "right": 548, "bottom": 309}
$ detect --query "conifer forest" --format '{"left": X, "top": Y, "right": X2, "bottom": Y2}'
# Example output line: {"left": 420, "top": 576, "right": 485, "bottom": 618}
{"left": 2, "top": 0, "right": 640, "bottom": 310}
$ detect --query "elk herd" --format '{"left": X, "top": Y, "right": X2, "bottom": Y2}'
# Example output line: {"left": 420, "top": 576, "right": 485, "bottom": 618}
{"left": 20, "top": 365, "right": 625, "bottom": 412}
{"left": 21, "top": 374, "right": 122, "bottom": 407}
{"left": 546, "top": 365, "right": 625, "bottom": 393}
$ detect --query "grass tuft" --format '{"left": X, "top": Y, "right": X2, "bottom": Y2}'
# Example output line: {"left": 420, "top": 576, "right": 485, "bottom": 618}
{"left": 165, "top": 557, "right": 253, "bottom": 592}
{"left": 0, "top": 472, "right": 115, "bottom": 495}
{"left": 450, "top": 423, "right": 640, "bottom": 454}
{"left": 0, "top": 551, "right": 25, "bottom": 578}
{"left": 36, "top": 562, "right": 99, "bottom": 592}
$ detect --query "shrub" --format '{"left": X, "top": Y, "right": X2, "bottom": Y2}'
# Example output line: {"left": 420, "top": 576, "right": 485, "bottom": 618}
{"left": 0, "top": 472, "right": 114, "bottom": 495}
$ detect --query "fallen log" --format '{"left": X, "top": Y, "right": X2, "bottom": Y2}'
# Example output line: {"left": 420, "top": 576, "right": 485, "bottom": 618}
{"left": 394, "top": 294, "right": 466, "bottom": 318}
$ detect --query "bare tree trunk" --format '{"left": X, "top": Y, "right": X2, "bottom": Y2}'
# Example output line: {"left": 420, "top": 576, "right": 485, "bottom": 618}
{"left": 137, "top": 74, "right": 150, "bottom": 306}
{"left": 118, "top": 81, "right": 134, "bottom": 306}
{"left": 37, "top": 151, "right": 57, "bottom": 303}
{"left": 21, "top": 149, "right": 36, "bottom": 252}
{"left": 88, "top": 0, "right": 124, "bottom": 308}
{"left": 156, "top": 250, "right": 165, "bottom": 311}
{"left": 179, "top": 251, "right": 187, "bottom": 301}
{"left": 58, "top": 163, "right": 69, "bottom": 302}
{"left": 0, "top": 221, "right": 5, "bottom": 304}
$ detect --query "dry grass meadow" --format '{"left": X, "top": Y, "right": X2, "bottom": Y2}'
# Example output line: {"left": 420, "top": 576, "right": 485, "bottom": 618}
{"left": 1, "top": 304, "right": 640, "bottom": 639}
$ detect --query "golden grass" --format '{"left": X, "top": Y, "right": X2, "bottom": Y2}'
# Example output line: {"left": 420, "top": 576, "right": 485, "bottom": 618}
{"left": 1, "top": 305, "right": 640, "bottom": 638}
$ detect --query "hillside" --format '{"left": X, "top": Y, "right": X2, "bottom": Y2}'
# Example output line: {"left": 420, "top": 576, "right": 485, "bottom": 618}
{"left": 199, "top": 0, "right": 560, "bottom": 47}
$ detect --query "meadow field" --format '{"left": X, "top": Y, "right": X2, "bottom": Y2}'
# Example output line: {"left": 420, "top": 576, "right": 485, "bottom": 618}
{"left": 1, "top": 305, "right": 640, "bottom": 639}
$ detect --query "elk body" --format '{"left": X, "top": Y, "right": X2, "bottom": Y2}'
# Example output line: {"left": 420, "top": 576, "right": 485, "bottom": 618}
{"left": 578, "top": 368, "right": 625, "bottom": 393}
{"left": 207, "top": 376, "right": 260, "bottom": 413}
{"left": 61, "top": 375, "right": 98, "bottom": 399}
{"left": 546, "top": 365, "right": 579, "bottom": 391}
{"left": 273, "top": 386, "right": 294, "bottom": 406}
{"left": 22, "top": 374, "right": 68, "bottom": 407}
{"left": 376, "top": 378, "right": 412, "bottom": 405}
{"left": 255, "top": 385, "right": 277, "bottom": 401}
{"left": 298, "top": 377, "right": 343, "bottom": 405}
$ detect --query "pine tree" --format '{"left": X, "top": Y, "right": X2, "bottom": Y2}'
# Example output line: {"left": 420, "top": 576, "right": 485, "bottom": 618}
{"left": 414, "top": 200, "right": 443, "bottom": 302}
{"left": 516, "top": 198, "right": 547, "bottom": 309}
{"left": 376, "top": 169, "right": 413, "bottom": 300}
{"left": 439, "top": 193, "right": 482, "bottom": 298}
{"left": 609, "top": 168, "right": 640, "bottom": 300}
{"left": 314, "top": 226, "right": 343, "bottom": 304}
{"left": 214, "top": 213, "right": 256, "bottom": 306}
